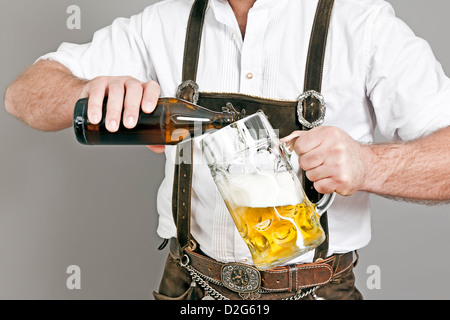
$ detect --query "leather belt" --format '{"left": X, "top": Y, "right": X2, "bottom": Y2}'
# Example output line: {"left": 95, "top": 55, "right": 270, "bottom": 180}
{"left": 170, "top": 238, "right": 355, "bottom": 293}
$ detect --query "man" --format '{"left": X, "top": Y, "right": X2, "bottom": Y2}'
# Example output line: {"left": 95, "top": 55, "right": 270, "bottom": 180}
{"left": 4, "top": 0, "right": 450, "bottom": 300}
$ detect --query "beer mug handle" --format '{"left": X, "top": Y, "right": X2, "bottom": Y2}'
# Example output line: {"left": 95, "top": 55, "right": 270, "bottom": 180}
{"left": 315, "top": 192, "right": 336, "bottom": 216}
{"left": 280, "top": 142, "right": 335, "bottom": 215}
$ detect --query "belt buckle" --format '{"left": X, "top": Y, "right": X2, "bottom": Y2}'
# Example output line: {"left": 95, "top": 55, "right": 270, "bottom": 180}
{"left": 221, "top": 263, "right": 261, "bottom": 293}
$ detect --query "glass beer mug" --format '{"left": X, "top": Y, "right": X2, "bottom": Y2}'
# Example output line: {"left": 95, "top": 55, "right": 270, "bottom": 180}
{"left": 202, "top": 111, "right": 335, "bottom": 270}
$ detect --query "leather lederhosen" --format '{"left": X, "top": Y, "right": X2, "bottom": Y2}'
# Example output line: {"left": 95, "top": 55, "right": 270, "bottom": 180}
{"left": 171, "top": 0, "right": 334, "bottom": 262}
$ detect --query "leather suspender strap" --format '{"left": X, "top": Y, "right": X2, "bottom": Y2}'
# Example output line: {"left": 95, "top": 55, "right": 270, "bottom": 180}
{"left": 177, "top": 0, "right": 209, "bottom": 104}
{"left": 173, "top": 0, "right": 209, "bottom": 252}
{"left": 304, "top": 0, "right": 334, "bottom": 94}
{"left": 301, "top": 0, "right": 335, "bottom": 261}
{"left": 173, "top": 140, "right": 194, "bottom": 252}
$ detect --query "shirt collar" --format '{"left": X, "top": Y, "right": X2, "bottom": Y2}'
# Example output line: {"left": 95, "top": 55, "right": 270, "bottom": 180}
{"left": 209, "top": 0, "right": 287, "bottom": 34}
{"left": 209, "top": 0, "right": 239, "bottom": 34}
{"left": 210, "top": 0, "right": 287, "bottom": 10}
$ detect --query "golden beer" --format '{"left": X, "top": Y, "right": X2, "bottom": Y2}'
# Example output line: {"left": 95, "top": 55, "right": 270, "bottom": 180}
{"left": 217, "top": 171, "right": 325, "bottom": 270}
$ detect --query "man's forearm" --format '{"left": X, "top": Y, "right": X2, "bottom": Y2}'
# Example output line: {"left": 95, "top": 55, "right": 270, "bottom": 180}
{"left": 5, "top": 60, "right": 87, "bottom": 132}
{"left": 363, "top": 126, "right": 450, "bottom": 202}
{"left": 282, "top": 125, "right": 450, "bottom": 202}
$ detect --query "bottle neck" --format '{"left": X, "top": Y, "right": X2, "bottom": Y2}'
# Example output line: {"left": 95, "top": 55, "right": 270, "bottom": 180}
{"left": 212, "top": 107, "right": 243, "bottom": 128}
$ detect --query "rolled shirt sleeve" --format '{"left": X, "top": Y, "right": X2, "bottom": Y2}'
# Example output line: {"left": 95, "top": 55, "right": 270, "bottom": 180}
{"left": 366, "top": 2, "right": 450, "bottom": 142}
{"left": 37, "top": 6, "right": 156, "bottom": 83}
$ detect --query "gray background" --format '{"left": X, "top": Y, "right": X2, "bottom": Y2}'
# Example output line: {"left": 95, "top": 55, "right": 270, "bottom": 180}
{"left": 0, "top": 0, "right": 449, "bottom": 300}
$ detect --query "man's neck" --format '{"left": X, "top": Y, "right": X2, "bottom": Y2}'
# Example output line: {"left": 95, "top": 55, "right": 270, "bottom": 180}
{"left": 228, "top": 0, "right": 257, "bottom": 38}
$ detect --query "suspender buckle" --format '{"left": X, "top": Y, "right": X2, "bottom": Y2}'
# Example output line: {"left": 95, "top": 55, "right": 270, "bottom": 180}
{"left": 297, "top": 90, "right": 326, "bottom": 129}
{"left": 177, "top": 80, "right": 200, "bottom": 105}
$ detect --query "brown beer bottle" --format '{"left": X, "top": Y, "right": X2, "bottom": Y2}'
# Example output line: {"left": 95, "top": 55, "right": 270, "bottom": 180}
{"left": 73, "top": 97, "right": 238, "bottom": 145}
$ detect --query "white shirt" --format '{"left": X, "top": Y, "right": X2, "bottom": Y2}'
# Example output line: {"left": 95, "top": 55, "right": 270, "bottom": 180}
{"left": 39, "top": 0, "right": 450, "bottom": 264}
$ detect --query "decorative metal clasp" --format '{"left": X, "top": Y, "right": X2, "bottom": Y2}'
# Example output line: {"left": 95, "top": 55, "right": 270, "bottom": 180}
{"left": 222, "top": 102, "right": 246, "bottom": 121}
{"left": 296, "top": 90, "right": 326, "bottom": 129}
{"left": 221, "top": 263, "right": 261, "bottom": 293}
{"left": 176, "top": 80, "right": 200, "bottom": 105}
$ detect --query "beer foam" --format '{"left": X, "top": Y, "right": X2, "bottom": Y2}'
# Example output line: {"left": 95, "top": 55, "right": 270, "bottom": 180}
{"left": 216, "top": 171, "right": 305, "bottom": 207}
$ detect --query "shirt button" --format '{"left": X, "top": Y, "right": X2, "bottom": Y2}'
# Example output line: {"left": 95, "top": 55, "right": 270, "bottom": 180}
{"left": 241, "top": 258, "right": 248, "bottom": 263}
{"left": 246, "top": 73, "right": 254, "bottom": 79}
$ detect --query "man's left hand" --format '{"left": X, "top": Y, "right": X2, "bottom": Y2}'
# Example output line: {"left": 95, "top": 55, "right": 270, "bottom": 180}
{"left": 281, "top": 126, "right": 369, "bottom": 196}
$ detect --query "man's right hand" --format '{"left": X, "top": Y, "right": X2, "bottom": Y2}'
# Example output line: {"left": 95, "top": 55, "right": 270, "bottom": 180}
{"left": 80, "top": 76, "right": 165, "bottom": 153}
{"left": 80, "top": 76, "right": 161, "bottom": 132}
